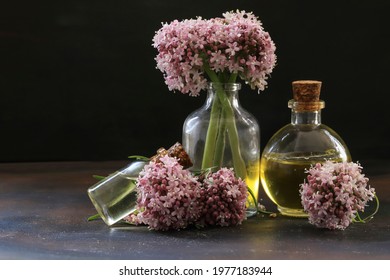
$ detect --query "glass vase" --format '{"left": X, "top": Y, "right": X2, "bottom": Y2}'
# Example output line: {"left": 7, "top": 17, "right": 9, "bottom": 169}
{"left": 182, "top": 83, "right": 260, "bottom": 217}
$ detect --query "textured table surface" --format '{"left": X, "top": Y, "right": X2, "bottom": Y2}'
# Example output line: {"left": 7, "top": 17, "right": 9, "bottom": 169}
{"left": 0, "top": 160, "right": 389, "bottom": 260}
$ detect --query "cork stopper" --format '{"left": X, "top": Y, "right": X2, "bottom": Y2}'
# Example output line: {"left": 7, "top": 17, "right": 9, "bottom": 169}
{"left": 150, "top": 142, "right": 193, "bottom": 169}
{"left": 289, "top": 80, "right": 325, "bottom": 111}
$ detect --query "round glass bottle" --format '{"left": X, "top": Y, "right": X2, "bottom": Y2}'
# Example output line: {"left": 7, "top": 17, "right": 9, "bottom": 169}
{"left": 260, "top": 80, "right": 351, "bottom": 217}
{"left": 183, "top": 83, "right": 260, "bottom": 217}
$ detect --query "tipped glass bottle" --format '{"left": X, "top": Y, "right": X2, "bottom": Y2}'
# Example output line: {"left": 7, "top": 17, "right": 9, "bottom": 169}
{"left": 88, "top": 143, "right": 192, "bottom": 226}
{"left": 260, "top": 80, "right": 351, "bottom": 217}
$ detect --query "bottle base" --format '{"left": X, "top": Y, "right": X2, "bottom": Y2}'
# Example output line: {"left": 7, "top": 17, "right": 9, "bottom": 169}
{"left": 277, "top": 206, "right": 308, "bottom": 218}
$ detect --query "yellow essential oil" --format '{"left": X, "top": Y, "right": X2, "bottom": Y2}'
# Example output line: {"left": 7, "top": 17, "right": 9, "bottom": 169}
{"left": 260, "top": 151, "right": 344, "bottom": 217}
{"left": 245, "top": 160, "right": 260, "bottom": 216}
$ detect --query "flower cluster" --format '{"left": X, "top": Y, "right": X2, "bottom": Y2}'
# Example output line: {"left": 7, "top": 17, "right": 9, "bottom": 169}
{"left": 130, "top": 156, "right": 248, "bottom": 230}
{"left": 153, "top": 10, "right": 276, "bottom": 96}
{"left": 198, "top": 168, "right": 248, "bottom": 227}
{"left": 300, "top": 161, "right": 376, "bottom": 230}
{"left": 134, "top": 155, "right": 202, "bottom": 231}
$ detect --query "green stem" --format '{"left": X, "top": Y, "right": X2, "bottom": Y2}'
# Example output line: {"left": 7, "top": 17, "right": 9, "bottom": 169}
{"left": 220, "top": 97, "right": 247, "bottom": 180}
{"left": 353, "top": 194, "right": 380, "bottom": 223}
{"left": 201, "top": 79, "right": 222, "bottom": 169}
{"left": 201, "top": 62, "right": 247, "bottom": 180}
{"left": 228, "top": 73, "right": 238, "bottom": 83}
{"left": 247, "top": 186, "right": 259, "bottom": 212}
{"left": 213, "top": 108, "right": 226, "bottom": 167}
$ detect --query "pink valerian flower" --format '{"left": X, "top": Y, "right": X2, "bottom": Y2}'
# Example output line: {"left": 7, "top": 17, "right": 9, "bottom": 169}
{"left": 197, "top": 168, "right": 248, "bottom": 227}
{"left": 153, "top": 10, "right": 276, "bottom": 96}
{"left": 300, "top": 161, "right": 376, "bottom": 230}
{"left": 134, "top": 155, "right": 202, "bottom": 231}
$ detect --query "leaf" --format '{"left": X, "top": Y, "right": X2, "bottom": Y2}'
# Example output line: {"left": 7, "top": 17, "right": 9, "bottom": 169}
{"left": 128, "top": 155, "right": 150, "bottom": 161}
{"left": 92, "top": 175, "right": 106, "bottom": 181}
{"left": 87, "top": 213, "right": 101, "bottom": 221}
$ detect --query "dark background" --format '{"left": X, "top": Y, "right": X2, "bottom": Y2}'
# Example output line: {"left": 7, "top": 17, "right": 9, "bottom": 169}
{"left": 1, "top": 0, "right": 389, "bottom": 162}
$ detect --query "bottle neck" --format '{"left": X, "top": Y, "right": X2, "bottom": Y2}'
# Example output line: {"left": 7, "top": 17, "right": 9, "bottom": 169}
{"left": 291, "top": 110, "right": 322, "bottom": 125}
{"left": 206, "top": 83, "right": 241, "bottom": 108}
{"left": 288, "top": 99, "right": 325, "bottom": 125}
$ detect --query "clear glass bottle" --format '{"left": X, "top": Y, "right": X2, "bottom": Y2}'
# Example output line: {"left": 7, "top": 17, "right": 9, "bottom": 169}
{"left": 88, "top": 143, "right": 192, "bottom": 226}
{"left": 182, "top": 83, "right": 260, "bottom": 217}
{"left": 260, "top": 80, "right": 351, "bottom": 217}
